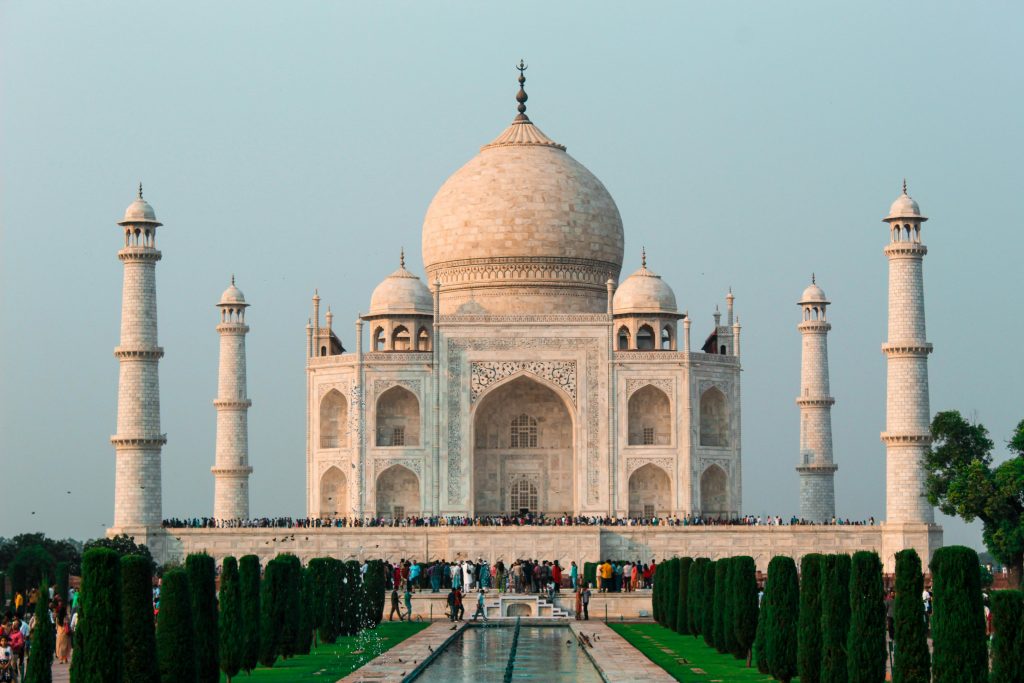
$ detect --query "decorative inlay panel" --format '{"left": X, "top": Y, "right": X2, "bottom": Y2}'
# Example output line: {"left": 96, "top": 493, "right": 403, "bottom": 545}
{"left": 625, "top": 378, "right": 673, "bottom": 398}
{"left": 470, "top": 361, "right": 577, "bottom": 405}
{"left": 372, "top": 378, "right": 423, "bottom": 396}
{"left": 625, "top": 457, "right": 675, "bottom": 476}
{"left": 373, "top": 457, "right": 423, "bottom": 478}
{"left": 318, "top": 381, "right": 350, "bottom": 398}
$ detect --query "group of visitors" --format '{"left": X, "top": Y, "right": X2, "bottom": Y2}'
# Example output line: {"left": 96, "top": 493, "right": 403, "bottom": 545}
{"left": 594, "top": 559, "right": 656, "bottom": 592}
{"left": 0, "top": 583, "right": 77, "bottom": 681}
{"left": 163, "top": 513, "right": 877, "bottom": 529}
{"left": 382, "top": 557, "right": 581, "bottom": 595}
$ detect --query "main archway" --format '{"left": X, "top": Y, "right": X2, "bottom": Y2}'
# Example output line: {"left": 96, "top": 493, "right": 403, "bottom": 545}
{"left": 472, "top": 375, "right": 574, "bottom": 515}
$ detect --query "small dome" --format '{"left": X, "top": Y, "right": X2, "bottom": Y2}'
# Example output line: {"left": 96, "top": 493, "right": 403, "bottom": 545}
{"left": 613, "top": 261, "right": 677, "bottom": 315}
{"left": 800, "top": 281, "right": 828, "bottom": 304}
{"left": 368, "top": 262, "right": 433, "bottom": 317}
{"left": 219, "top": 278, "right": 246, "bottom": 306}
{"left": 885, "top": 183, "right": 926, "bottom": 221}
{"left": 118, "top": 184, "right": 161, "bottom": 226}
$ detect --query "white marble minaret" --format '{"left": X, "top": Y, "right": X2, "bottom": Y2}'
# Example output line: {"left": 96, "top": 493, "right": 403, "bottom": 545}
{"left": 881, "top": 182, "right": 935, "bottom": 524}
{"left": 795, "top": 275, "right": 837, "bottom": 522}
{"left": 111, "top": 185, "right": 166, "bottom": 530}
{"left": 212, "top": 277, "right": 253, "bottom": 520}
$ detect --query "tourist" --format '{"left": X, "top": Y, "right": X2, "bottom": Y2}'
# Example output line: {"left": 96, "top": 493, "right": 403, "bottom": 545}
{"left": 581, "top": 584, "right": 591, "bottom": 621}
{"left": 551, "top": 561, "right": 562, "bottom": 592}
{"left": 55, "top": 613, "right": 72, "bottom": 664}
{"left": 389, "top": 588, "right": 403, "bottom": 622}
{"left": 453, "top": 588, "right": 465, "bottom": 621}
{"left": 599, "top": 560, "right": 613, "bottom": 593}
{"left": 494, "top": 561, "right": 505, "bottom": 593}
{"left": 404, "top": 586, "right": 413, "bottom": 621}
{"left": 631, "top": 562, "right": 640, "bottom": 591}
{"left": 0, "top": 635, "right": 13, "bottom": 683}
{"left": 429, "top": 563, "right": 442, "bottom": 593}
{"left": 7, "top": 619, "right": 24, "bottom": 681}
{"left": 569, "top": 561, "right": 578, "bottom": 590}
{"left": 446, "top": 588, "right": 457, "bottom": 622}
{"left": 409, "top": 561, "right": 421, "bottom": 588}
{"left": 452, "top": 563, "right": 462, "bottom": 591}
{"left": 574, "top": 587, "right": 583, "bottom": 620}
{"left": 470, "top": 589, "right": 488, "bottom": 622}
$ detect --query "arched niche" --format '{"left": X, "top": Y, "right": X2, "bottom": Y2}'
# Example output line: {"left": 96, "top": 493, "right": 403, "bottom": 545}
{"left": 627, "top": 463, "right": 671, "bottom": 517}
{"left": 375, "top": 386, "right": 420, "bottom": 447}
{"left": 700, "top": 464, "right": 728, "bottom": 515}
{"left": 319, "top": 466, "right": 347, "bottom": 517}
{"left": 699, "top": 386, "right": 729, "bottom": 447}
{"left": 319, "top": 389, "right": 348, "bottom": 448}
{"left": 627, "top": 384, "right": 671, "bottom": 446}
{"left": 375, "top": 464, "right": 420, "bottom": 519}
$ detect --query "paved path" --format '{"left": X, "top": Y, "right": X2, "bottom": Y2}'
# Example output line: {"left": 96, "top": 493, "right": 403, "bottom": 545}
{"left": 569, "top": 621, "right": 676, "bottom": 682}
{"left": 338, "top": 621, "right": 468, "bottom": 682}
{"left": 51, "top": 660, "right": 71, "bottom": 682}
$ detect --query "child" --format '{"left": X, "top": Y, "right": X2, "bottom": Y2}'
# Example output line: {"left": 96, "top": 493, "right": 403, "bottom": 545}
{"left": 0, "top": 635, "right": 14, "bottom": 683}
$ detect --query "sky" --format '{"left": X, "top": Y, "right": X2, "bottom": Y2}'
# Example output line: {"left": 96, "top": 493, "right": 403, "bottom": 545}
{"left": 1, "top": 1, "right": 1021, "bottom": 552}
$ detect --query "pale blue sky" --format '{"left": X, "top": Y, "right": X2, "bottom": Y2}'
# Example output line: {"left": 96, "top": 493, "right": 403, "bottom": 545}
{"left": 2, "top": 1, "right": 1021, "bottom": 551}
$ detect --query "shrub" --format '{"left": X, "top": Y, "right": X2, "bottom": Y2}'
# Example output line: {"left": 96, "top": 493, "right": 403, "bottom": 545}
{"left": 156, "top": 569, "right": 197, "bottom": 683}
{"left": 186, "top": 553, "right": 219, "bottom": 683}
{"left": 765, "top": 555, "right": 798, "bottom": 683}
{"left": 71, "top": 547, "right": 122, "bottom": 683}
{"left": 218, "top": 557, "right": 243, "bottom": 682}
{"left": 929, "top": 545, "right": 987, "bottom": 683}
{"left": 893, "top": 549, "right": 929, "bottom": 683}
{"left": 797, "top": 553, "right": 825, "bottom": 683}
{"left": 989, "top": 589, "right": 1024, "bottom": 683}
{"left": 121, "top": 555, "right": 159, "bottom": 683}
{"left": 702, "top": 560, "right": 717, "bottom": 648}
{"left": 688, "top": 559, "right": 707, "bottom": 635}
{"left": 847, "top": 551, "right": 886, "bottom": 683}
{"left": 258, "top": 558, "right": 286, "bottom": 667}
{"left": 24, "top": 580, "right": 54, "bottom": 683}
{"left": 238, "top": 555, "right": 261, "bottom": 674}
{"left": 819, "top": 553, "right": 851, "bottom": 683}
{"left": 713, "top": 558, "right": 729, "bottom": 653}
{"left": 675, "top": 557, "right": 692, "bottom": 634}
{"left": 731, "top": 556, "right": 758, "bottom": 664}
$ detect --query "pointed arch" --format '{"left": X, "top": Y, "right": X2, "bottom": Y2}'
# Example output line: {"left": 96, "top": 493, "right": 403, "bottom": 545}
{"left": 627, "top": 384, "right": 671, "bottom": 446}
{"left": 636, "top": 324, "right": 655, "bottom": 350}
{"left": 417, "top": 326, "right": 431, "bottom": 351}
{"left": 319, "top": 466, "right": 347, "bottom": 517}
{"left": 661, "top": 325, "right": 673, "bottom": 350}
{"left": 375, "top": 464, "right": 420, "bottom": 519}
{"left": 319, "top": 389, "right": 348, "bottom": 448}
{"left": 617, "top": 326, "right": 631, "bottom": 350}
{"left": 699, "top": 386, "right": 729, "bottom": 447}
{"left": 391, "top": 325, "right": 411, "bottom": 351}
{"left": 375, "top": 385, "right": 420, "bottom": 446}
{"left": 373, "top": 326, "right": 385, "bottom": 351}
{"left": 628, "top": 463, "right": 671, "bottom": 517}
{"left": 699, "top": 464, "right": 728, "bottom": 515}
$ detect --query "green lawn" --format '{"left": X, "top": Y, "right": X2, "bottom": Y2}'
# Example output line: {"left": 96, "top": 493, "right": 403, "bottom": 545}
{"left": 220, "top": 622, "right": 430, "bottom": 682}
{"left": 609, "top": 623, "right": 790, "bottom": 682}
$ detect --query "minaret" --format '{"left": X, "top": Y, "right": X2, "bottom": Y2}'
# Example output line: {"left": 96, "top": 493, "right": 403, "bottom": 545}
{"left": 795, "top": 275, "right": 837, "bottom": 522}
{"left": 881, "top": 182, "right": 935, "bottom": 525}
{"left": 111, "top": 184, "right": 166, "bottom": 530}
{"left": 212, "top": 277, "right": 253, "bottom": 520}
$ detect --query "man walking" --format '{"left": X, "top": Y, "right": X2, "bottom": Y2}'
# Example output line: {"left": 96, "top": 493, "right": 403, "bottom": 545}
{"left": 581, "top": 584, "right": 591, "bottom": 620}
{"left": 470, "top": 589, "right": 488, "bottom": 622}
{"left": 389, "top": 588, "right": 403, "bottom": 622}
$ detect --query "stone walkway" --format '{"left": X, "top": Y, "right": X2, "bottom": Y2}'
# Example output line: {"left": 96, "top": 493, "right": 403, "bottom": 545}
{"left": 569, "top": 621, "right": 675, "bottom": 682}
{"left": 338, "top": 621, "right": 468, "bottom": 682}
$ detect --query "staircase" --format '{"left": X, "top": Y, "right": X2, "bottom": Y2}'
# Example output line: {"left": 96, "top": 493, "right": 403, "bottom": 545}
{"left": 481, "top": 593, "right": 571, "bottom": 619}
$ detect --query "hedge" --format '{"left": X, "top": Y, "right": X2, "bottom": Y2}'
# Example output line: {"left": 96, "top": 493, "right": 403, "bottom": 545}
{"left": 688, "top": 559, "right": 707, "bottom": 635}
{"left": 929, "top": 546, "right": 987, "bottom": 683}
{"left": 665, "top": 558, "right": 680, "bottom": 631}
{"left": 71, "top": 547, "right": 122, "bottom": 683}
{"left": 258, "top": 558, "right": 287, "bottom": 667}
{"left": 364, "top": 559, "right": 386, "bottom": 628}
{"left": 712, "top": 559, "right": 729, "bottom": 653}
{"left": 674, "top": 557, "right": 692, "bottom": 635}
{"left": 702, "top": 560, "right": 716, "bottom": 648}
{"left": 25, "top": 579, "right": 55, "bottom": 683}
{"left": 278, "top": 554, "right": 302, "bottom": 657}
{"left": 797, "top": 553, "right": 825, "bottom": 683}
{"left": 893, "top": 549, "right": 929, "bottom": 683}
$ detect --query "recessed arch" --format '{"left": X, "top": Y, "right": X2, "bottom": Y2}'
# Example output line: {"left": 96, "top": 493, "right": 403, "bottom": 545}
{"left": 627, "top": 384, "right": 671, "bottom": 446}
{"left": 373, "top": 327, "right": 385, "bottom": 351}
{"left": 417, "top": 327, "right": 430, "bottom": 351}
{"left": 375, "top": 386, "right": 420, "bottom": 447}
{"left": 636, "top": 324, "right": 655, "bottom": 350}
{"left": 319, "top": 389, "right": 348, "bottom": 448}
{"left": 699, "top": 386, "right": 729, "bottom": 447}
{"left": 661, "top": 325, "right": 673, "bottom": 350}
{"left": 392, "top": 325, "right": 411, "bottom": 351}
{"left": 628, "top": 463, "right": 671, "bottom": 517}
{"left": 319, "top": 466, "right": 347, "bottom": 517}
{"left": 700, "top": 464, "right": 728, "bottom": 515}
{"left": 375, "top": 464, "right": 420, "bottom": 519}
{"left": 617, "top": 326, "right": 631, "bottom": 350}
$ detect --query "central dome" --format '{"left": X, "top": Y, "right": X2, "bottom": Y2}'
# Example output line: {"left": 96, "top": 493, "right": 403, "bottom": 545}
{"left": 422, "top": 80, "right": 624, "bottom": 315}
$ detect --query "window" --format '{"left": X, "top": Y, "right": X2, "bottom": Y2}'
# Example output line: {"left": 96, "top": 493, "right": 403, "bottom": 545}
{"left": 644, "top": 504, "right": 655, "bottom": 518}
{"left": 392, "top": 426, "right": 405, "bottom": 447}
{"left": 617, "top": 326, "right": 630, "bottom": 350}
{"left": 392, "top": 325, "right": 411, "bottom": 351}
{"left": 510, "top": 414, "right": 538, "bottom": 448}
{"left": 637, "top": 325, "right": 655, "bottom": 350}
{"left": 661, "top": 326, "right": 672, "bottom": 350}
{"left": 373, "top": 327, "right": 385, "bottom": 351}
{"left": 393, "top": 505, "right": 405, "bottom": 519}
{"left": 643, "top": 427, "right": 655, "bottom": 445}
{"left": 510, "top": 479, "right": 538, "bottom": 513}
{"left": 417, "top": 327, "right": 430, "bottom": 351}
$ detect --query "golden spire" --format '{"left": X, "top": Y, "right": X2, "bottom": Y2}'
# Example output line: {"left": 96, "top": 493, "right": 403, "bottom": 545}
{"left": 515, "top": 59, "right": 529, "bottom": 122}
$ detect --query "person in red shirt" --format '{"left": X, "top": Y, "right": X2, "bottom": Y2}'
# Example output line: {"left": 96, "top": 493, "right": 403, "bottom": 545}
{"left": 551, "top": 562, "right": 562, "bottom": 592}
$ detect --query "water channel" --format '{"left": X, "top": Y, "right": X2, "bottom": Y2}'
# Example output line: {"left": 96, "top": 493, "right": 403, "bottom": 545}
{"left": 413, "top": 624, "right": 604, "bottom": 682}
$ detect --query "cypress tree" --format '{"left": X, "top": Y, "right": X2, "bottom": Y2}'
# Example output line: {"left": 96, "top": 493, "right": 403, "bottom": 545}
{"left": 364, "top": 559, "right": 386, "bottom": 628}
{"left": 342, "top": 560, "right": 363, "bottom": 635}
{"left": 55, "top": 561, "right": 70, "bottom": 603}
{"left": 819, "top": 553, "right": 851, "bottom": 683}
{"left": 185, "top": 553, "right": 219, "bottom": 683}
{"left": 765, "top": 555, "right": 798, "bottom": 683}
{"left": 713, "top": 558, "right": 729, "bottom": 653}
{"left": 664, "top": 558, "right": 679, "bottom": 631}
{"left": 893, "top": 549, "right": 930, "bottom": 683}
{"left": 258, "top": 558, "right": 286, "bottom": 667}
{"left": 688, "top": 559, "right": 706, "bottom": 635}
{"left": 723, "top": 558, "right": 742, "bottom": 657}
{"left": 24, "top": 580, "right": 54, "bottom": 683}
{"left": 121, "top": 555, "right": 159, "bottom": 683}
{"left": 218, "top": 557, "right": 243, "bottom": 682}
{"left": 702, "top": 560, "right": 716, "bottom": 648}
{"left": 296, "top": 566, "right": 315, "bottom": 654}
{"left": 929, "top": 545, "right": 987, "bottom": 683}
{"left": 652, "top": 561, "right": 662, "bottom": 624}
{"left": 0, "top": 572, "right": 6, "bottom": 615}
{"left": 989, "top": 590, "right": 1024, "bottom": 683}
{"left": 753, "top": 570, "right": 770, "bottom": 675}
{"left": 238, "top": 555, "right": 261, "bottom": 674}
{"left": 278, "top": 554, "right": 302, "bottom": 656}
{"left": 797, "top": 553, "right": 825, "bottom": 683}
{"left": 731, "top": 556, "right": 758, "bottom": 665}
{"left": 72, "top": 547, "right": 123, "bottom": 683}
{"left": 674, "top": 557, "right": 692, "bottom": 635}
{"left": 156, "top": 569, "right": 197, "bottom": 683}
{"left": 847, "top": 551, "right": 886, "bottom": 683}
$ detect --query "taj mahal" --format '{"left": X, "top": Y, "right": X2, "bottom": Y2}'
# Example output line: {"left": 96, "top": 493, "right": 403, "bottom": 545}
{"left": 105, "top": 67, "right": 942, "bottom": 572}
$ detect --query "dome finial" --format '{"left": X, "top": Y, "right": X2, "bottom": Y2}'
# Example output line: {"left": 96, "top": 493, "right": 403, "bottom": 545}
{"left": 902, "top": 178, "right": 908, "bottom": 195}
{"left": 515, "top": 59, "right": 529, "bottom": 121}
{"left": 231, "top": 273, "right": 235, "bottom": 286}
{"left": 400, "top": 246, "right": 405, "bottom": 269}
{"left": 812, "top": 272, "right": 816, "bottom": 284}
{"left": 137, "top": 181, "right": 144, "bottom": 199}
{"left": 641, "top": 246, "right": 647, "bottom": 269}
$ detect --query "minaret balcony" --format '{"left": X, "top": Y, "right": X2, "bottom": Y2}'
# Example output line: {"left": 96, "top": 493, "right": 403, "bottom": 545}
{"left": 216, "top": 322, "right": 250, "bottom": 334}
{"left": 110, "top": 435, "right": 167, "bottom": 447}
{"left": 880, "top": 432, "right": 931, "bottom": 445}
{"left": 795, "top": 396, "right": 835, "bottom": 408}
{"left": 117, "top": 247, "right": 162, "bottom": 262}
{"left": 881, "top": 342, "right": 932, "bottom": 356}
{"left": 883, "top": 243, "right": 927, "bottom": 258}
{"left": 114, "top": 346, "right": 164, "bottom": 360}
{"left": 796, "top": 463, "right": 838, "bottom": 474}
{"left": 213, "top": 398, "right": 252, "bottom": 409}
{"left": 211, "top": 465, "right": 254, "bottom": 475}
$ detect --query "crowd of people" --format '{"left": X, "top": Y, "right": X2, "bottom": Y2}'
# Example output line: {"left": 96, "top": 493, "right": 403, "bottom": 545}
{"left": 162, "top": 513, "right": 876, "bottom": 529}
{"left": 0, "top": 584, "right": 76, "bottom": 682}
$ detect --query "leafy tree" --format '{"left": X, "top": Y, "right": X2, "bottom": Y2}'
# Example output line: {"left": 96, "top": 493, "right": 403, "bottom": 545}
{"left": 259, "top": 558, "right": 287, "bottom": 666}
{"left": 731, "top": 556, "right": 758, "bottom": 664}
{"left": 989, "top": 589, "right": 1024, "bottom": 683}
{"left": 363, "top": 559, "right": 386, "bottom": 628}
{"left": 185, "top": 554, "right": 219, "bottom": 683}
{"left": 55, "top": 561, "right": 70, "bottom": 603}
{"left": 929, "top": 545, "right": 987, "bottom": 683}
{"left": 82, "top": 534, "right": 155, "bottom": 573}
{"left": 688, "top": 559, "right": 707, "bottom": 635}
{"left": 797, "top": 553, "right": 824, "bottom": 683}
{"left": 70, "top": 547, "right": 122, "bottom": 683}
{"left": 121, "top": 555, "right": 159, "bottom": 683}
{"left": 819, "top": 553, "right": 851, "bottom": 683}
{"left": 924, "top": 411, "right": 1024, "bottom": 586}
{"left": 238, "top": 555, "right": 261, "bottom": 674}
{"left": 0, "top": 571, "right": 5, "bottom": 614}
{"left": 24, "top": 579, "right": 54, "bottom": 683}
{"left": 0, "top": 534, "right": 80, "bottom": 576}
{"left": 713, "top": 559, "right": 730, "bottom": 652}
{"left": 674, "top": 557, "right": 692, "bottom": 635}
{"left": 847, "top": 551, "right": 886, "bottom": 683}
{"left": 765, "top": 555, "right": 798, "bottom": 683}
{"left": 219, "top": 557, "right": 243, "bottom": 682}
{"left": 893, "top": 549, "right": 930, "bottom": 683}
{"left": 702, "top": 560, "right": 716, "bottom": 648}
{"left": 278, "top": 554, "right": 302, "bottom": 657}
{"left": 8, "top": 545, "right": 55, "bottom": 594}
{"left": 156, "top": 569, "right": 197, "bottom": 683}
